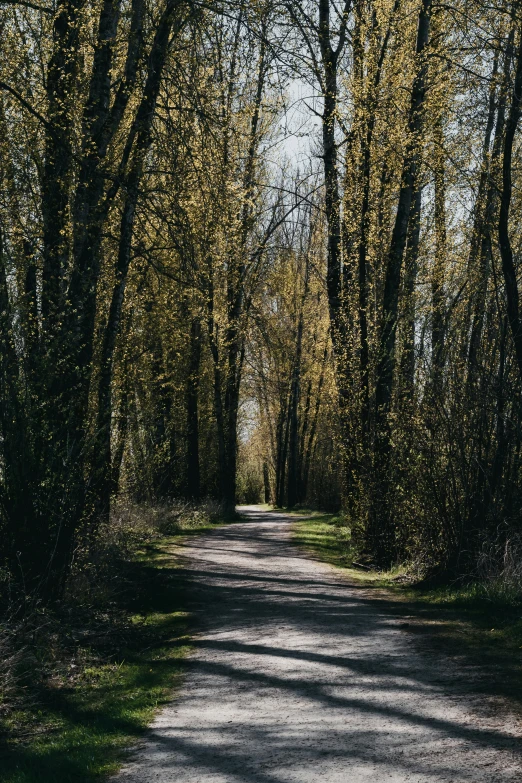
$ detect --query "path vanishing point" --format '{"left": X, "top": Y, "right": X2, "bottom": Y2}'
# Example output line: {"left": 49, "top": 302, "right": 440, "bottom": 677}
{"left": 116, "top": 506, "right": 521, "bottom": 782}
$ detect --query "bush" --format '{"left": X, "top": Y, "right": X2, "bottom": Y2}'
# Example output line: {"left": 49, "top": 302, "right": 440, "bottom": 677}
{"left": 475, "top": 534, "right": 522, "bottom": 605}
{"left": 0, "top": 498, "right": 226, "bottom": 722}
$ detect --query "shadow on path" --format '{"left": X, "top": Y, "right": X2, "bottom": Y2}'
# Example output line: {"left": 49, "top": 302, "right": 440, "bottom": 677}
{"left": 116, "top": 506, "right": 522, "bottom": 783}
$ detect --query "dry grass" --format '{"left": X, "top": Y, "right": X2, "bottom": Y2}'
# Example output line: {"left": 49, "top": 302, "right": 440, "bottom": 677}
{"left": 475, "top": 534, "right": 522, "bottom": 604}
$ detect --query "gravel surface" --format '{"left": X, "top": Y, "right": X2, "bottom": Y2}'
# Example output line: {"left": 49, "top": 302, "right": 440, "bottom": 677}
{"left": 116, "top": 506, "right": 521, "bottom": 782}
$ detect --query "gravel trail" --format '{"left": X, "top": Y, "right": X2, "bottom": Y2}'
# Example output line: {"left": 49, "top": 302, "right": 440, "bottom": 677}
{"left": 116, "top": 506, "right": 521, "bottom": 782}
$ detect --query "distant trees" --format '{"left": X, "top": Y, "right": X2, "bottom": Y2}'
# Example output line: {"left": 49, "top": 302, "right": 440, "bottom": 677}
{"left": 243, "top": 194, "right": 339, "bottom": 510}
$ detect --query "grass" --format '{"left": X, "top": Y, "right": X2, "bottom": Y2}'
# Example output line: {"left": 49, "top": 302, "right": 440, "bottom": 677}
{"left": 291, "top": 510, "right": 360, "bottom": 569}
{"left": 0, "top": 508, "right": 233, "bottom": 783}
{"left": 289, "top": 509, "right": 522, "bottom": 709}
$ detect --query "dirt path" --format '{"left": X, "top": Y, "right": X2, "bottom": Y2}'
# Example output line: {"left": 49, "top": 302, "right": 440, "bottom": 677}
{"left": 116, "top": 506, "right": 521, "bottom": 782}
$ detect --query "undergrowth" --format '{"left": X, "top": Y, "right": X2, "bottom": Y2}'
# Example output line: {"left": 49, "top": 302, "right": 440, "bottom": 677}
{"left": 0, "top": 499, "right": 227, "bottom": 783}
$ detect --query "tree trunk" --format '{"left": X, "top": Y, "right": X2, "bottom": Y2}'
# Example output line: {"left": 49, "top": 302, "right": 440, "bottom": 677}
{"left": 186, "top": 317, "right": 202, "bottom": 500}
{"left": 93, "top": 0, "right": 190, "bottom": 527}
{"left": 466, "top": 48, "right": 505, "bottom": 390}
{"left": 400, "top": 187, "right": 422, "bottom": 397}
{"left": 371, "top": 0, "right": 432, "bottom": 566}
{"left": 275, "top": 385, "right": 291, "bottom": 507}
{"left": 111, "top": 370, "right": 129, "bottom": 497}
{"left": 287, "top": 314, "right": 304, "bottom": 509}
{"left": 263, "top": 461, "right": 271, "bottom": 504}
{"left": 431, "top": 125, "right": 446, "bottom": 399}
{"left": 301, "top": 347, "right": 328, "bottom": 503}
{"left": 318, "top": 0, "right": 343, "bottom": 341}
{"left": 287, "top": 258, "right": 309, "bottom": 508}
{"left": 355, "top": 0, "right": 400, "bottom": 436}
{"left": 499, "top": 25, "right": 522, "bottom": 382}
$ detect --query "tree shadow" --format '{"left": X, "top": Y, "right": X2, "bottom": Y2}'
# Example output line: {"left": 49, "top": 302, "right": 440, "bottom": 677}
{"left": 117, "top": 511, "right": 522, "bottom": 782}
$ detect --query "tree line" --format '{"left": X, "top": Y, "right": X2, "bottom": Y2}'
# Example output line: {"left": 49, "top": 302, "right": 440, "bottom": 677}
{"left": 2, "top": 0, "right": 522, "bottom": 600}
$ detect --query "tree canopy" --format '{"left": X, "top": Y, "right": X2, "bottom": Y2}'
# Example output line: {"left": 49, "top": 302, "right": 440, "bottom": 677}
{"left": 2, "top": 0, "right": 522, "bottom": 597}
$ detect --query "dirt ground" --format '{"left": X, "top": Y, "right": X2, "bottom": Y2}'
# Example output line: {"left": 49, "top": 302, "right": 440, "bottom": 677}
{"left": 115, "top": 506, "right": 521, "bottom": 782}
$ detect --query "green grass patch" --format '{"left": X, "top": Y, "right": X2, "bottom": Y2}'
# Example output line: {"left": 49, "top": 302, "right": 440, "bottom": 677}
{"left": 396, "top": 581, "right": 522, "bottom": 652}
{"left": 265, "top": 505, "right": 340, "bottom": 520}
{"left": 0, "top": 511, "right": 233, "bottom": 783}
{"left": 291, "top": 512, "right": 358, "bottom": 568}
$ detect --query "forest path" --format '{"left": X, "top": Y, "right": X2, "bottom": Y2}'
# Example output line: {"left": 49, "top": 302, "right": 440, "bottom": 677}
{"left": 116, "top": 506, "right": 521, "bottom": 782}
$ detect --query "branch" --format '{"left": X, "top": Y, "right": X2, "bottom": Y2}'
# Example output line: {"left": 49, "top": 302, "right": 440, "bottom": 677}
{"left": 0, "top": 0, "right": 52, "bottom": 11}
{"left": 285, "top": 2, "right": 325, "bottom": 92}
{"left": 0, "top": 81, "right": 55, "bottom": 134}
{"left": 335, "top": 0, "right": 353, "bottom": 60}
